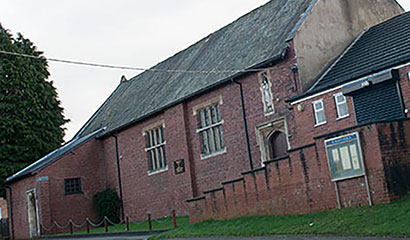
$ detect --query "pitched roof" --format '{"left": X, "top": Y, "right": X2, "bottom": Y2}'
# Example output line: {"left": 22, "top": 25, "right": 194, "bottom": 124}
{"left": 77, "top": 0, "right": 314, "bottom": 138}
{"left": 290, "top": 11, "right": 410, "bottom": 102}
{"left": 6, "top": 127, "right": 106, "bottom": 183}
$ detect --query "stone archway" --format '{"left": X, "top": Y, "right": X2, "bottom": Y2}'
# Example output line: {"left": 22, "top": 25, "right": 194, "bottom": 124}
{"left": 256, "top": 118, "right": 289, "bottom": 163}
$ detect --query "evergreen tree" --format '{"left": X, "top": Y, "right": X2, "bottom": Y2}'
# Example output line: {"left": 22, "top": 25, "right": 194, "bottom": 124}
{"left": 0, "top": 24, "right": 69, "bottom": 196}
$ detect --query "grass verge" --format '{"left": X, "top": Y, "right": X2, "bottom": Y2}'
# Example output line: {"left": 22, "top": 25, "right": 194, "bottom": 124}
{"left": 150, "top": 194, "right": 410, "bottom": 239}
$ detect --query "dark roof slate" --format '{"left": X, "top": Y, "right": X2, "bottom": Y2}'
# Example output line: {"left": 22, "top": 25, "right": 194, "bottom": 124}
{"left": 290, "top": 11, "right": 410, "bottom": 102}
{"left": 6, "top": 127, "right": 106, "bottom": 183}
{"left": 78, "top": 0, "right": 314, "bottom": 137}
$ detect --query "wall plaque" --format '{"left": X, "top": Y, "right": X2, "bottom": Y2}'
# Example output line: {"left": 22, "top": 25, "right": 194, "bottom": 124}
{"left": 174, "top": 159, "right": 185, "bottom": 174}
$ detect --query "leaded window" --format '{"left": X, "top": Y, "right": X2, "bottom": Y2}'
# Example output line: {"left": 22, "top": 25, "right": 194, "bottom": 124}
{"left": 64, "top": 178, "right": 82, "bottom": 194}
{"left": 197, "top": 103, "right": 225, "bottom": 157}
{"left": 145, "top": 125, "right": 167, "bottom": 173}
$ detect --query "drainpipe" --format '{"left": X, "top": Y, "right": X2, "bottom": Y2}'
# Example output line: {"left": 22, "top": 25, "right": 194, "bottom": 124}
{"left": 231, "top": 78, "right": 253, "bottom": 170}
{"left": 113, "top": 135, "right": 125, "bottom": 220}
{"left": 5, "top": 186, "right": 13, "bottom": 240}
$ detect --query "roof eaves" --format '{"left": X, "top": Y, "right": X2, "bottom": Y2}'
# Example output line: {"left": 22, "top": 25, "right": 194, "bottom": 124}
{"left": 286, "top": 0, "right": 318, "bottom": 41}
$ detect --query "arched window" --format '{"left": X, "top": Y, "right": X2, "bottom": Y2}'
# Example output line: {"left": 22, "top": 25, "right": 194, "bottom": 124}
{"left": 268, "top": 131, "right": 288, "bottom": 160}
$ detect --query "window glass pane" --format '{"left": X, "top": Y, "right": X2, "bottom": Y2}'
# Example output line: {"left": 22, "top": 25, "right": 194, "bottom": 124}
{"left": 218, "top": 125, "right": 224, "bottom": 148}
{"left": 204, "top": 108, "right": 209, "bottom": 127}
{"left": 150, "top": 130, "right": 155, "bottom": 147}
{"left": 338, "top": 102, "right": 349, "bottom": 117}
{"left": 157, "top": 147, "right": 163, "bottom": 168}
{"left": 210, "top": 106, "right": 216, "bottom": 124}
{"left": 155, "top": 128, "right": 160, "bottom": 145}
{"left": 153, "top": 150, "right": 158, "bottom": 170}
{"left": 331, "top": 149, "right": 342, "bottom": 172}
{"left": 160, "top": 126, "right": 164, "bottom": 143}
{"left": 350, "top": 144, "right": 360, "bottom": 170}
{"left": 314, "top": 101, "right": 323, "bottom": 110}
{"left": 201, "top": 131, "right": 207, "bottom": 154}
{"left": 340, "top": 146, "right": 352, "bottom": 170}
{"left": 206, "top": 129, "right": 213, "bottom": 152}
{"left": 198, "top": 110, "right": 204, "bottom": 128}
{"left": 215, "top": 104, "right": 221, "bottom": 122}
{"left": 162, "top": 145, "right": 167, "bottom": 167}
{"left": 336, "top": 95, "right": 345, "bottom": 103}
{"left": 148, "top": 149, "right": 153, "bottom": 170}
{"left": 146, "top": 131, "right": 151, "bottom": 148}
{"left": 317, "top": 110, "right": 326, "bottom": 124}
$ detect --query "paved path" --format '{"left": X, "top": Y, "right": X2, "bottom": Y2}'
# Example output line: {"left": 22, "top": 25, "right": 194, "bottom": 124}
{"left": 43, "top": 235, "right": 410, "bottom": 240}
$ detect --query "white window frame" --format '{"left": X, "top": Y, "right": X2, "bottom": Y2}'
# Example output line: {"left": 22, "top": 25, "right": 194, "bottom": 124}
{"left": 144, "top": 124, "right": 167, "bottom": 175}
{"left": 312, "top": 99, "right": 326, "bottom": 126}
{"left": 196, "top": 102, "right": 226, "bottom": 159}
{"left": 334, "top": 92, "right": 349, "bottom": 119}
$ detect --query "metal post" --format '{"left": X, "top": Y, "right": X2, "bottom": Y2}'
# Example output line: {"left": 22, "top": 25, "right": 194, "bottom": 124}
{"left": 364, "top": 174, "right": 373, "bottom": 206}
{"left": 126, "top": 216, "right": 129, "bottom": 231}
{"left": 334, "top": 181, "right": 341, "bottom": 209}
{"left": 104, "top": 217, "right": 108, "bottom": 232}
{"left": 86, "top": 220, "right": 90, "bottom": 233}
{"left": 69, "top": 220, "right": 73, "bottom": 235}
{"left": 172, "top": 210, "right": 177, "bottom": 228}
{"left": 147, "top": 212, "right": 152, "bottom": 231}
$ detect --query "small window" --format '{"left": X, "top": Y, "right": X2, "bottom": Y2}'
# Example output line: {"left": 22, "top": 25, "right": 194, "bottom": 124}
{"left": 197, "top": 102, "right": 225, "bottom": 158}
{"left": 325, "top": 133, "right": 364, "bottom": 181}
{"left": 312, "top": 99, "right": 326, "bottom": 125}
{"left": 334, "top": 93, "right": 349, "bottom": 119}
{"left": 145, "top": 125, "right": 167, "bottom": 173}
{"left": 64, "top": 178, "right": 82, "bottom": 194}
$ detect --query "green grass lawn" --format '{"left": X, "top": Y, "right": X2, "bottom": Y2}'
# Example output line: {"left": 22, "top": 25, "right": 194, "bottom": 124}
{"left": 150, "top": 193, "right": 410, "bottom": 239}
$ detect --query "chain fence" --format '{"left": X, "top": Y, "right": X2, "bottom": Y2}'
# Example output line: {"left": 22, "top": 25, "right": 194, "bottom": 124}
{"left": 40, "top": 210, "right": 178, "bottom": 235}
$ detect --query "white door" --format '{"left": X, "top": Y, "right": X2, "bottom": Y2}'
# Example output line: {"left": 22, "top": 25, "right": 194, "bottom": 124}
{"left": 27, "top": 190, "right": 38, "bottom": 238}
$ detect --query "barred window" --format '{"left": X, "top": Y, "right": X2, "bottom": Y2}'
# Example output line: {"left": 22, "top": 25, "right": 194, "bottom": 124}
{"left": 197, "top": 103, "right": 225, "bottom": 158}
{"left": 64, "top": 178, "right": 82, "bottom": 195}
{"left": 145, "top": 125, "right": 167, "bottom": 173}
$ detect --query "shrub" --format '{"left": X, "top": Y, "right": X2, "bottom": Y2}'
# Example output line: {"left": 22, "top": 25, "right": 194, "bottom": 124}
{"left": 92, "top": 188, "right": 121, "bottom": 223}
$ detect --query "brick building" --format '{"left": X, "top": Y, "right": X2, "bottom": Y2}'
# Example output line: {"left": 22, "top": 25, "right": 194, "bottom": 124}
{"left": 5, "top": 0, "right": 405, "bottom": 239}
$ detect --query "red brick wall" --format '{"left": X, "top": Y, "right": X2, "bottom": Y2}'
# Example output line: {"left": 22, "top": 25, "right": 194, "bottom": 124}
{"left": 189, "top": 120, "right": 410, "bottom": 223}
{"left": 6, "top": 175, "right": 36, "bottom": 239}
{"left": 7, "top": 137, "right": 106, "bottom": 239}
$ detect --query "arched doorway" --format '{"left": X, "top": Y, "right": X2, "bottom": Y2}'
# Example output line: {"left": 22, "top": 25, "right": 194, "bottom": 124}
{"left": 267, "top": 131, "right": 288, "bottom": 160}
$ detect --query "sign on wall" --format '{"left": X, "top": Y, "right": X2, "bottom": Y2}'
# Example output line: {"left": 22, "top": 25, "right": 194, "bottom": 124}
{"left": 174, "top": 159, "right": 185, "bottom": 174}
{"left": 325, "top": 132, "right": 364, "bottom": 181}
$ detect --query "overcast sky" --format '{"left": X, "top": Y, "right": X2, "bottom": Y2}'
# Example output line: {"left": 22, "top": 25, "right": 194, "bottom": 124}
{"left": 0, "top": 0, "right": 409, "bottom": 142}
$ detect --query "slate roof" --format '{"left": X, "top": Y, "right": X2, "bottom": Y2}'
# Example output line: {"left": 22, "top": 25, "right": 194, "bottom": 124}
{"left": 6, "top": 127, "right": 106, "bottom": 183}
{"left": 77, "top": 0, "right": 315, "bottom": 138}
{"left": 289, "top": 11, "right": 410, "bottom": 102}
